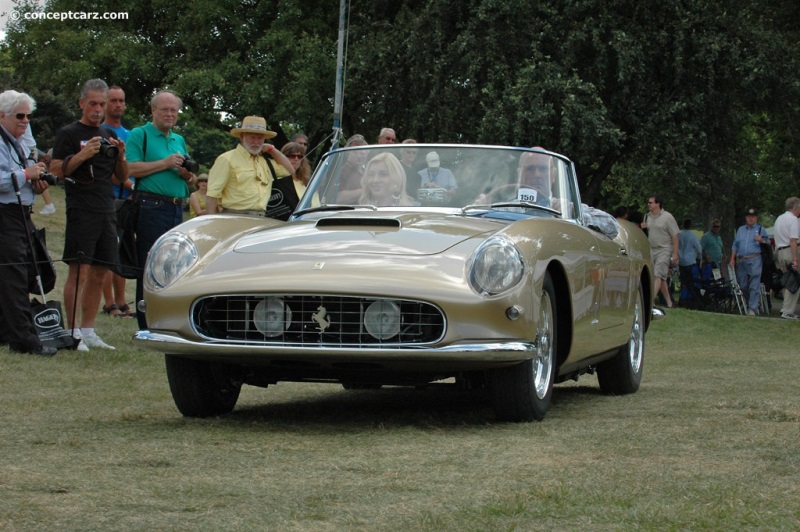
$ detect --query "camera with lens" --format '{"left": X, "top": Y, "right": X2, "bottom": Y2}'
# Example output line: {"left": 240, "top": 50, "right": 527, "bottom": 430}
{"left": 39, "top": 171, "right": 58, "bottom": 186}
{"left": 98, "top": 138, "right": 119, "bottom": 159}
{"left": 181, "top": 156, "right": 199, "bottom": 174}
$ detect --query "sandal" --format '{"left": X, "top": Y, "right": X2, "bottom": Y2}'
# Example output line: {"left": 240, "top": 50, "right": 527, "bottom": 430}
{"left": 102, "top": 304, "right": 121, "bottom": 316}
{"left": 115, "top": 304, "right": 135, "bottom": 318}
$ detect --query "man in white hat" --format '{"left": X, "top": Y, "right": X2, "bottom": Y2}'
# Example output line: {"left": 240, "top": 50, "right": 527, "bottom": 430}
{"left": 419, "top": 151, "right": 457, "bottom": 197}
{"left": 206, "top": 116, "right": 294, "bottom": 215}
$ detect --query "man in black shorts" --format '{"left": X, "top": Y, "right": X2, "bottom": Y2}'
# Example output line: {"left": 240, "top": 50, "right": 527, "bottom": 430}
{"left": 51, "top": 79, "right": 129, "bottom": 351}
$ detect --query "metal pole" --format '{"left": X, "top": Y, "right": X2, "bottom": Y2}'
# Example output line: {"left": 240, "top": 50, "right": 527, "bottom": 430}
{"left": 331, "top": 0, "right": 347, "bottom": 149}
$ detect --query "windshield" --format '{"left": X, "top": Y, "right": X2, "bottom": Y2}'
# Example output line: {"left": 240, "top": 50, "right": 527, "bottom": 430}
{"left": 295, "top": 145, "right": 581, "bottom": 220}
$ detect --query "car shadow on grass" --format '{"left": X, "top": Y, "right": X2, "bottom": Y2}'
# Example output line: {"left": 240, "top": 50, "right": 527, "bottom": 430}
{"left": 202, "top": 381, "right": 606, "bottom": 428}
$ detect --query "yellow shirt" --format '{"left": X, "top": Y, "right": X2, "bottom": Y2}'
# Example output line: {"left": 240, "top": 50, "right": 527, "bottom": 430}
{"left": 207, "top": 144, "right": 290, "bottom": 210}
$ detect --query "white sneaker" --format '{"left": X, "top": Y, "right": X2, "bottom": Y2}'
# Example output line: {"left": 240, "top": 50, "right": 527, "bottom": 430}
{"left": 76, "top": 340, "right": 90, "bottom": 352}
{"left": 781, "top": 312, "right": 800, "bottom": 320}
{"left": 39, "top": 203, "right": 56, "bottom": 215}
{"left": 747, "top": 308, "right": 756, "bottom": 316}
{"left": 82, "top": 332, "right": 115, "bottom": 350}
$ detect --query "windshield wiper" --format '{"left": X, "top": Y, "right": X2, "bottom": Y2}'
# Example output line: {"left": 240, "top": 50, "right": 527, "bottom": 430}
{"left": 462, "top": 202, "right": 561, "bottom": 217}
{"left": 292, "top": 204, "right": 377, "bottom": 217}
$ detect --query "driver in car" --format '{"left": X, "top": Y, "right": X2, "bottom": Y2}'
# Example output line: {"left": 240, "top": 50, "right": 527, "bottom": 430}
{"left": 516, "top": 150, "right": 555, "bottom": 207}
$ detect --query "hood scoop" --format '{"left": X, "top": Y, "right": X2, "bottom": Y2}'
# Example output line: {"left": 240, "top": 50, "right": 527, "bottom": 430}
{"left": 315, "top": 217, "right": 401, "bottom": 230}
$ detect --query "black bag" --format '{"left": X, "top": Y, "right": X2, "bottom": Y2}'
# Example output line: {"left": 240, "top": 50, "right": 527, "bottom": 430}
{"left": 31, "top": 298, "right": 75, "bottom": 350}
{"left": 113, "top": 195, "right": 140, "bottom": 279}
{"left": 28, "top": 227, "right": 57, "bottom": 295}
{"left": 782, "top": 267, "right": 800, "bottom": 294}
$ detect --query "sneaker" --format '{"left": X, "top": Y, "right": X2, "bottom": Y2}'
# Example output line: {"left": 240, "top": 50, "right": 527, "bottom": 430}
{"left": 780, "top": 312, "right": 800, "bottom": 320}
{"left": 76, "top": 340, "right": 90, "bottom": 352}
{"left": 39, "top": 203, "right": 56, "bottom": 215}
{"left": 747, "top": 308, "right": 756, "bottom": 316}
{"left": 82, "top": 332, "right": 115, "bottom": 350}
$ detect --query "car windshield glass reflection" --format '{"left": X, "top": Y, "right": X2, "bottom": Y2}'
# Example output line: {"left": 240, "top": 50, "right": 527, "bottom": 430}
{"left": 298, "top": 145, "right": 578, "bottom": 220}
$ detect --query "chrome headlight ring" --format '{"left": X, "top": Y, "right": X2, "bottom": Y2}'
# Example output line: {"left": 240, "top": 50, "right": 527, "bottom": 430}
{"left": 467, "top": 235, "right": 525, "bottom": 296}
{"left": 144, "top": 232, "right": 198, "bottom": 291}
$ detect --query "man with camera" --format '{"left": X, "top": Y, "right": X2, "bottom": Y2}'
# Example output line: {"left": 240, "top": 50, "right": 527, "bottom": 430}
{"left": 0, "top": 90, "right": 57, "bottom": 357}
{"left": 50, "top": 79, "right": 128, "bottom": 351}
{"left": 126, "top": 90, "right": 196, "bottom": 330}
{"left": 206, "top": 115, "right": 293, "bottom": 216}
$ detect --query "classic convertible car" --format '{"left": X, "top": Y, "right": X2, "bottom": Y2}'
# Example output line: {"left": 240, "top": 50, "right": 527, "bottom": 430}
{"left": 134, "top": 144, "right": 662, "bottom": 422}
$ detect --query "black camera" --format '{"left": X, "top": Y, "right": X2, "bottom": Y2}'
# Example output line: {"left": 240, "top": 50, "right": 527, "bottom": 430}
{"left": 98, "top": 138, "right": 119, "bottom": 159}
{"left": 39, "top": 171, "right": 58, "bottom": 186}
{"left": 181, "top": 156, "right": 199, "bottom": 174}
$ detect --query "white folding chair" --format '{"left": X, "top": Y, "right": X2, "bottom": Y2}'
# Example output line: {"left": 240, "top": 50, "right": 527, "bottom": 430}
{"left": 727, "top": 264, "right": 747, "bottom": 315}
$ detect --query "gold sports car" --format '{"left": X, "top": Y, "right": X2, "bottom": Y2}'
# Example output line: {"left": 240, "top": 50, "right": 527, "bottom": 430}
{"left": 134, "top": 144, "right": 663, "bottom": 422}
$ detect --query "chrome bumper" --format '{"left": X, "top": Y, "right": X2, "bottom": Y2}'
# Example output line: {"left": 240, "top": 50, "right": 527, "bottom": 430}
{"left": 133, "top": 330, "right": 536, "bottom": 364}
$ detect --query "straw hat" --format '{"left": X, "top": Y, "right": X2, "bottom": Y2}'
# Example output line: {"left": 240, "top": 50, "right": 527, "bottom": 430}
{"left": 230, "top": 116, "right": 277, "bottom": 139}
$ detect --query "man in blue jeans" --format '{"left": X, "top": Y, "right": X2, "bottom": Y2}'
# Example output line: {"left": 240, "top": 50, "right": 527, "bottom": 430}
{"left": 126, "top": 90, "right": 196, "bottom": 329}
{"left": 730, "top": 208, "right": 770, "bottom": 315}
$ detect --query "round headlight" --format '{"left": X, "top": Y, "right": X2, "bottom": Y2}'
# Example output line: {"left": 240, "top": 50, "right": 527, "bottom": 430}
{"left": 253, "top": 298, "right": 292, "bottom": 337}
{"left": 144, "top": 232, "right": 198, "bottom": 291}
{"left": 468, "top": 236, "right": 525, "bottom": 296}
{"left": 364, "top": 300, "right": 401, "bottom": 340}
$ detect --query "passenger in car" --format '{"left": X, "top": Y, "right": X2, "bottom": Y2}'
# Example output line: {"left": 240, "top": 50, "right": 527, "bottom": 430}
{"left": 358, "top": 152, "right": 415, "bottom": 207}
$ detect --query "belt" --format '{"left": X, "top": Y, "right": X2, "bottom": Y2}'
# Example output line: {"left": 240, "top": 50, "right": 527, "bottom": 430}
{"left": 0, "top": 202, "right": 33, "bottom": 215}
{"left": 777, "top": 246, "right": 789, "bottom": 251}
{"left": 738, "top": 254, "right": 759, "bottom": 260}
{"left": 221, "top": 208, "right": 266, "bottom": 217}
{"left": 135, "top": 191, "right": 185, "bottom": 205}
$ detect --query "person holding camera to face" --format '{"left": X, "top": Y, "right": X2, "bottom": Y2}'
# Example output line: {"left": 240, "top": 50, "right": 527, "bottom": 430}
{"left": 125, "top": 90, "right": 197, "bottom": 330}
{"left": 50, "top": 79, "right": 129, "bottom": 351}
{"left": 0, "top": 90, "right": 57, "bottom": 357}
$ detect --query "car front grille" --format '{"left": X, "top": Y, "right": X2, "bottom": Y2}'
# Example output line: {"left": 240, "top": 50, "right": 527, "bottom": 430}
{"left": 192, "top": 295, "right": 445, "bottom": 347}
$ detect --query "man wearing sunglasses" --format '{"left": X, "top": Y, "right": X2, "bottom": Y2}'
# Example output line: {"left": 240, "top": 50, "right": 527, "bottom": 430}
{"left": 701, "top": 218, "right": 724, "bottom": 268}
{"left": 0, "top": 90, "right": 56, "bottom": 356}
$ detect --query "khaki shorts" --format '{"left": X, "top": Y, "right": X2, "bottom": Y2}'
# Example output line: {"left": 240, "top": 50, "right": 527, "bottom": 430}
{"left": 652, "top": 248, "right": 672, "bottom": 280}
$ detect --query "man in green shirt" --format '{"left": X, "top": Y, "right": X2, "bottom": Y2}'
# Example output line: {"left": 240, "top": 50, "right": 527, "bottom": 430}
{"left": 127, "top": 90, "right": 197, "bottom": 329}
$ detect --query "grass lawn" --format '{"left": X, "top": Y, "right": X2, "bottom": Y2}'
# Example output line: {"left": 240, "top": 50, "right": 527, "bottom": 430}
{"left": 1, "top": 186, "right": 798, "bottom": 530}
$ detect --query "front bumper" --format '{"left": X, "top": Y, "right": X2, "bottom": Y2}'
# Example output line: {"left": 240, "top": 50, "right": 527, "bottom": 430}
{"left": 133, "top": 329, "right": 535, "bottom": 366}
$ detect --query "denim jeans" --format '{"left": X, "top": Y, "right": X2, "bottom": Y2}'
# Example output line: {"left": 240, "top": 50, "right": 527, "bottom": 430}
{"left": 735, "top": 256, "right": 762, "bottom": 313}
{"left": 135, "top": 197, "right": 184, "bottom": 329}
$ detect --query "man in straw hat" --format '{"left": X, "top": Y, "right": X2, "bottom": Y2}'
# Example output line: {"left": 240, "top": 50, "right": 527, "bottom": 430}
{"left": 206, "top": 116, "right": 294, "bottom": 216}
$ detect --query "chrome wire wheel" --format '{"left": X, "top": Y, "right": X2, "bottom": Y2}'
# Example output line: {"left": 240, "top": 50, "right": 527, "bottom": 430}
{"left": 533, "top": 288, "right": 555, "bottom": 400}
{"left": 628, "top": 296, "right": 644, "bottom": 374}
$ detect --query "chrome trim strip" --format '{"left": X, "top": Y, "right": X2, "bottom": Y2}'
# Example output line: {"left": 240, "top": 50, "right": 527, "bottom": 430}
{"left": 134, "top": 330, "right": 535, "bottom": 363}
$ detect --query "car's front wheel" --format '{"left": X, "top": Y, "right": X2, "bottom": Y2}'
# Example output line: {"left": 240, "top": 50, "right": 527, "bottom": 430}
{"left": 597, "top": 280, "right": 645, "bottom": 394}
{"left": 165, "top": 355, "right": 243, "bottom": 417}
{"left": 490, "top": 273, "right": 557, "bottom": 422}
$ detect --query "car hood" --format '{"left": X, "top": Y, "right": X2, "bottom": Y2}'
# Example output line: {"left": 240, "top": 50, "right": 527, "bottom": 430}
{"left": 233, "top": 212, "right": 504, "bottom": 256}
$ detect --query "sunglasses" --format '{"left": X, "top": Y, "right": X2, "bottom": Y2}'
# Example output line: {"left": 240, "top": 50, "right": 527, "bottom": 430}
{"left": 287, "top": 154, "right": 304, "bottom": 160}
{"left": 15, "top": 113, "right": 33, "bottom": 120}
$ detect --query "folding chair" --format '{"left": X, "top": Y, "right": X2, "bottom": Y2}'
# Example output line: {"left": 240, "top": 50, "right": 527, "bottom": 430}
{"left": 726, "top": 264, "right": 748, "bottom": 315}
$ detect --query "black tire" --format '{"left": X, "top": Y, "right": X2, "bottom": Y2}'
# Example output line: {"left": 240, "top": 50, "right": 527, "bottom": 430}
{"left": 165, "top": 355, "right": 242, "bottom": 417}
{"left": 597, "top": 280, "right": 645, "bottom": 394}
{"left": 490, "top": 273, "right": 557, "bottom": 422}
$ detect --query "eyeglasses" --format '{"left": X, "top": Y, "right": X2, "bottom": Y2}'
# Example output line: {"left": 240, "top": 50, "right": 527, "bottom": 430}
{"left": 15, "top": 113, "right": 33, "bottom": 120}
{"left": 287, "top": 154, "right": 304, "bottom": 160}
{"left": 523, "top": 164, "right": 549, "bottom": 173}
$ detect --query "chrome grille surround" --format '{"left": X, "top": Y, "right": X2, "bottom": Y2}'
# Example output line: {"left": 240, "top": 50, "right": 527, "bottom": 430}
{"left": 192, "top": 295, "right": 446, "bottom": 347}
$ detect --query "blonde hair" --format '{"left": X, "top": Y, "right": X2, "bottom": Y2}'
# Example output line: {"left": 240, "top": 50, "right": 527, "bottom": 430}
{"left": 359, "top": 152, "right": 414, "bottom": 206}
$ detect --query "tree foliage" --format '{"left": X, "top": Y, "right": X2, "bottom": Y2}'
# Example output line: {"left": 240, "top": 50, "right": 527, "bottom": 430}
{"left": 3, "top": 0, "right": 798, "bottom": 223}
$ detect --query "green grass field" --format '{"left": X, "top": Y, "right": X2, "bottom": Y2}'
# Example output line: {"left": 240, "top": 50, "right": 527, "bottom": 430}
{"left": 1, "top": 186, "right": 798, "bottom": 530}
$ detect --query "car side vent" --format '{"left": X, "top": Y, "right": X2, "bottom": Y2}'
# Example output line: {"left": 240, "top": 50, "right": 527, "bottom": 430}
{"left": 315, "top": 218, "right": 401, "bottom": 229}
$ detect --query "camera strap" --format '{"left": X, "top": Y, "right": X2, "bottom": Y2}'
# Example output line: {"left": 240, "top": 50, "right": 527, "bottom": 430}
{"left": 0, "top": 126, "right": 28, "bottom": 169}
